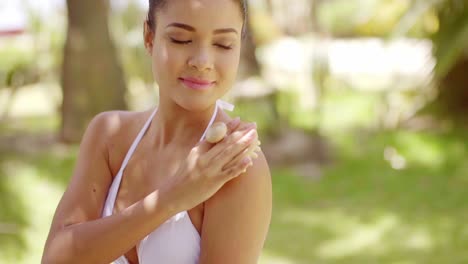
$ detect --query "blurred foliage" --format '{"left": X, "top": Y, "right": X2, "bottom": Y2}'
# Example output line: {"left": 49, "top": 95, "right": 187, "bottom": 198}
{"left": 317, "top": 0, "right": 379, "bottom": 36}
{"left": 0, "top": 47, "right": 34, "bottom": 75}
{"left": 432, "top": 0, "right": 468, "bottom": 78}
{"left": 417, "top": 0, "right": 468, "bottom": 120}
{"left": 1, "top": 0, "right": 468, "bottom": 262}
{"left": 249, "top": 7, "right": 283, "bottom": 46}
{"left": 0, "top": 6, "right": 64, "bottom": 94}
{"left": 260, "top": 127, "right": 468, "bottom": 263}
{"left": 110, "top": 2, "right": 153, "bottom": 84}
{"left": 1, "top": 107, "right": 467, "bottom": 263}
{"left": 316, "top": 0, "right": 439, "bottom": 38}
{"left": 0, "top": 47, "right": 35, "bottom": 88}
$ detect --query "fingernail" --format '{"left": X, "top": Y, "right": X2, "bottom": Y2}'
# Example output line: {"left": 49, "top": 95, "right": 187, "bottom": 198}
{"left": 246, "top": 122, "right": 256, "bottom": 129}
{"left": 250, "top": 152, "right": 258, "bottom": 159}
{"left": 247, "top": 129, "right": 257, "bottom": 139}
{"left": 257, "top": 140, "right": 261, "bottom": 146}
{"left": 254, "top": 146, "right": 261, "bottom": 153}
{"left": 242, "top": 156, "right": 251, "bottom": 164}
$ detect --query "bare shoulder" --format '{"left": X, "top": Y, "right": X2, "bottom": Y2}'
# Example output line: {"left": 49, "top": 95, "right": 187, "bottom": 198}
{"left": 200, "top": 113, "right": 272, "bottom": 263}
{"left": 88, "top": 109, "right": 151, "bottom": 143}
{"left": 89, "top": 109, "right": 155, "bottom": 173}
{"left": 45, "top": 109, "right": 154, "bottom": 230}
{"left": 211, "top": 151, "right": 271, "bottom": 202}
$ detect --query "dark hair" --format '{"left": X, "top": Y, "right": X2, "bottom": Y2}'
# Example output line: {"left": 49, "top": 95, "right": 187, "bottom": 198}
{"left": 146, "top": 0, "right": 247, "bottom": 38}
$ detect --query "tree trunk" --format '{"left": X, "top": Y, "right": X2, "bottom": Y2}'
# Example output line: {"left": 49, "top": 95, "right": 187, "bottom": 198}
{"left": 436, "top": 56, "right": 468, "bottom": 120}
{"left": 61, "top": 0, "right": 127, "bottom": 143}
{"left": 431, "top": 1, "right": 468, "bottom": 121}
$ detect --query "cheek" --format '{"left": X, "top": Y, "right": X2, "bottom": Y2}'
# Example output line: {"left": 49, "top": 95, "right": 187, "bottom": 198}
{"left": 152, "top": 43, "right": 184, "bottom": 80}
{"left": 151, "top": 44, "right": 166, "bottom": 82}
{"left": 217, "top": 51, "right": 240, "bottom": 82}
{"left": 152, "top": 41, "right": 182, "bottom": 67}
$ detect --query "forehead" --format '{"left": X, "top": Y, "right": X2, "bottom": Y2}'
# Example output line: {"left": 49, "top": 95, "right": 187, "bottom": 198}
{"left": 157, "top": 0, "right": 243, "bottom": 31}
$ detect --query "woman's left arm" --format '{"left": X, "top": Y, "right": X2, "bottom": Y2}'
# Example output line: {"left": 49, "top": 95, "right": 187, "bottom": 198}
{"left": 199, "top": 151, "right": 272, "bottom": 264}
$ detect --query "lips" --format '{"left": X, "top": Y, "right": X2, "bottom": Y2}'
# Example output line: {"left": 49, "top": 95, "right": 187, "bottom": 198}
{"left": 179, "top": 77, "right": 215, "bottom": 90}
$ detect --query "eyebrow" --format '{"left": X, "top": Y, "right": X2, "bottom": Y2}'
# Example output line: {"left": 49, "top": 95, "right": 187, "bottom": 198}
{"left": 166, "top": 22, "right": 238, "bottom": 35}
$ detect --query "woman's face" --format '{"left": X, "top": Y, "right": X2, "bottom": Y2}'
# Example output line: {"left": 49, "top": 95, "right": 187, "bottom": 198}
{"left": 145, "top": 0, "right": 243, "bottom": 111}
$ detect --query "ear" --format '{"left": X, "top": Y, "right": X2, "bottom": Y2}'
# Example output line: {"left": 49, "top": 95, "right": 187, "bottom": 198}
{"left": 143, "top": 21, "right": 155, "bottom": 55}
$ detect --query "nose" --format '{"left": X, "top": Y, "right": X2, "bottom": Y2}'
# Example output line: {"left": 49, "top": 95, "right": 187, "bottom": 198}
{"left": 188, "top": 47, "right": 213, "bottom": 71}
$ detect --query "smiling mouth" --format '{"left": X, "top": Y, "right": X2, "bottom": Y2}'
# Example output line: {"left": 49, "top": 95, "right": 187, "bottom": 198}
{"left": 179, "top": 77, "right": 215, "bottom": 90}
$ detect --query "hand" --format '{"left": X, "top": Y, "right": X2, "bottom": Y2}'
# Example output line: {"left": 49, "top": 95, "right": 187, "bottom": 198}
{"left": 159, "top": 118, "right": 261, "bottom": 213}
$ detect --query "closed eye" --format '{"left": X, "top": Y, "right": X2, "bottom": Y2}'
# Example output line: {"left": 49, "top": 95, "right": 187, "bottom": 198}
{"left": 170, "top": 38, "right": 191, "bottom": 45}
{"left": 215, "top": 44, "right": 232, "bottom": 50}
{"left": 171, "top": 38, "right": 232, "bottom": 50}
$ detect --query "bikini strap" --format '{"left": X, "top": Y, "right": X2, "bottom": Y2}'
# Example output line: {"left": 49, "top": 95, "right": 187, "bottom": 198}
{"left": 102, "top": 107, "right": 158, "bottom": 217}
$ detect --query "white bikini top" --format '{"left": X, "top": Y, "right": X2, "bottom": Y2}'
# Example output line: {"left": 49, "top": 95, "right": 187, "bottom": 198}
{"left": 101, "top": 100, "right": 235, "bottom": 264}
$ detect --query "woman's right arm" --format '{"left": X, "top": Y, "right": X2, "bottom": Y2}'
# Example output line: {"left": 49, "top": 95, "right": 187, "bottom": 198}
{"left": 41, "top": 112, "right": 176, "bottom": 264}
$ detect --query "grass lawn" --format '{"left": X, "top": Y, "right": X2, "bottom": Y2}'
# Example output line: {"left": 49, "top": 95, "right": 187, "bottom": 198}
{"left": 1, "top": 97, "right": 467, "bottom": 263}
{"left": 260, "top": 128, "right": 468, "bottom": 263}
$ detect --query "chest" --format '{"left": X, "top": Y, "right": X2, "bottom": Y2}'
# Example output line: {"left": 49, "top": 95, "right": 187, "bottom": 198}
{"left": 108, "top": 145, "right": 204, "bottom": 263}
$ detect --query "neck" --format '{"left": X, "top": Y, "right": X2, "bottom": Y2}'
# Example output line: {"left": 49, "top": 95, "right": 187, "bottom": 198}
{"left": 150, "top": 98, "right": 218, "bottom": 149}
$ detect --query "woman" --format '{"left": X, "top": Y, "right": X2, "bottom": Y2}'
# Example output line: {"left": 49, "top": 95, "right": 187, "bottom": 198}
{"left": 42, "top": 0, "right": 272, "bottom": 263}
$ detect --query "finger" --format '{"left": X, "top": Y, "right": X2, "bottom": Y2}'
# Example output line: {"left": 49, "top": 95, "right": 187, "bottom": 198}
{"left": 220, "top": 156, "right": 253, "bottom": 181}
{"left": 225, "top": 120, "right": 256, "bottom": 137}
{"left": 224, "top": 144, "right": 261, "bottom": 170}
{"left": 203, "top": 119, "right": 256, "bottom": 159}
{"left": 222, "top": 136, "right": 260, "bottom": 170}
{"left": 196, "top": 138, "right": 214, "bottom": 153}
{"left": 221, "top": 121, "right": 257, "bottom": 145}
{"left": 210, "top": 128, "right": 258, "bottom": 168}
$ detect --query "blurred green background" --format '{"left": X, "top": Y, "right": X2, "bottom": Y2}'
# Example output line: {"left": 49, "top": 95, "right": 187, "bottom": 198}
{"left": 1, "top": 0, "right": 467, "bottom": 263}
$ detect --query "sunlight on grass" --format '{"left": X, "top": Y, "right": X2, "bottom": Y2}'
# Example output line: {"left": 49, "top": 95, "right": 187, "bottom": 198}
{"left": 0, "top": 101, "right": 467, "bottom": 263}
{"left": 395, "top": 132, "right": 444, "bottom": 166}
{"left": 319, "top": 90, "right": 380, "bottom": 131}
{"left": 316, "top": 214, "right": 431, "bottom": 259}
{"left": 0, "top": 114, "right": 59, "bottom": 135}
{"left": 0, "top": 156, "right": 66, "bottom": 263}
{"left": 259, "top": 252, "right": 297, "bottom": 264}
{"left": 265, "top": 130, "right": 468, "bottom": 263}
